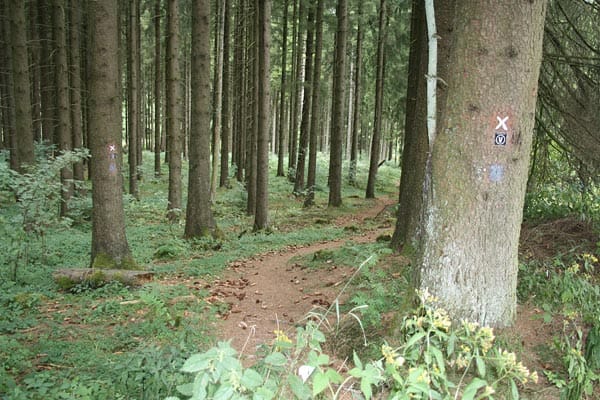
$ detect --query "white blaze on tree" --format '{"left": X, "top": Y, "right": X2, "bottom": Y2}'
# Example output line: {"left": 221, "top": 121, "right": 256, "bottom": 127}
{"left": 418, "top": 0, "right": 548, "bottom": 327}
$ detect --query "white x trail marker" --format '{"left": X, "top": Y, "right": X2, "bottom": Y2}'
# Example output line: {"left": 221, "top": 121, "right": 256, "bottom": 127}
{"left": 495, "top": 116, "right": 509, "bottom": 131}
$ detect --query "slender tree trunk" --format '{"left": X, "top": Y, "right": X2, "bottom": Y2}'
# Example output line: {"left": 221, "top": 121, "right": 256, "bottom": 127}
{"left": 328, "top": 0, "right": 348, "bottom": 207}
{"left": 304, "top": 0, "right": 324, "bottom": 207}
{"left": 391, "top": 0, "right": 454, "bottom": 251}
{"left": 288, "top": 0, "right": 305, "bottom": 178}
{"left": 88, "top": 0, "right": 135, "bottom": 269}
{"left": 38, "top": 0, "right": 55, "bottom": 147}
{"left": 9, "top": 0, "right": 35, "bottom": 171}
{"left": 210, "top": 0, "right": 225, "bottom": 201}
{"left": 254, "top": 0, "right": 271, "bottom": 231}
{"left": 154, "top": 0, "right": 162, "bottom": 177}
{"left": 166, "top": 0, "right": 183, "bottom": 221}
{"left": 29, "top": 3, "right": 42, "bottom": 143}
{"left": 128, "top": 0, "right": 140, "bottom": 200}
{"left": 418, "top": 0, "right": 548, "bottom": 327}
{"left": 70, "top": 2, "right": 85, "bottom": 184}
{"left": 219, "top": 0, "right": 231, "bottom": 187}
{"left": 293, "top": 5, "right": 315, "bottom": 194}
{"left": 53, "top": 0, "right": 73, "bottom": 216}
{"left": 349, "top": 1, "right": 363, "bottom": 186}
{"left": 276, "top": 0, "right": 289, "bottom": 177}
{"left": 246, "top": 1, "right": 257, "bottom": 215}
{"left": 185, "top": 0, "right": 218, "bottom": 239}
{"left": 1, "top": 1, "right": 17, "bottom": 169}
{"left": 365, "top": 0, "right": 388, "bottom": 199}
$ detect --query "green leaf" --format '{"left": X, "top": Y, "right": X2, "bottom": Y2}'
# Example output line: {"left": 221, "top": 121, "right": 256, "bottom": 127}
{"left": 312, "top": 371, "right": 329, "bottom": 397}
{"left": 241, "top": 368, "right": 263, "bottom": 390}
{"left": 430, "top": 346, "right": 445, "bottom": 374}
{"left": 252, "top": 387, "right": 275, "bottom": 400}
{"left": 181, "top": 354, "right": 210, "bottom": 373}
{"left": 360, "top": 376, "right": 373, "bottom": 400}
{"left": 264, "top": 351, "right": 287, "bottom": 367}
{"left": 353, "top": 351, "right": 363, "bottom": 370}
{"left": 176, "top": 383, "right": 194, "bottom": 396}
{"left": 287, "top": 374, "right": 312, "bottom": 400}
{"left": 325, "top": 368, "right": 343, "bottom": 384}
{"left": 461, "top": 378, "right": 487, "bottom": 400}
{"left": 475, "top": 355, "right": 486, "bottom": 378}
{"left": 213, "top": 384, "right": 235, "bottom": 400}
{"left": 405, "top": 331, "right": 427, "bottom": 350}
{"left": 510, "top": 379, "right": 519, "bottom": 400}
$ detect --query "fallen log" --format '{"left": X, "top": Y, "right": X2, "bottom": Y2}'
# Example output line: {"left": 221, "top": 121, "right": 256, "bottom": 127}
{"left": 53, "top": 268, "right": 154, "bottom": 290}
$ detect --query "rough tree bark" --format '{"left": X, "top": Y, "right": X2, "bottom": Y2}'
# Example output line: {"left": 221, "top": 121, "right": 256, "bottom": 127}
{"left": 328, "top": 0, "right": 348, "bottom": 207}
{"left": 88, "top": 0, "right": 136, "bottom": 269}
{"left": 184, "top": 0, "right": 218, "bottom": 239}
{"left": 254, "top": 0, "right": 271, "bottom": 231}
{"left": 418, "top": 0, "right": 548, "bottom": 327}
{"left": 166, "top": 0, "right": 183, "bottom": 221}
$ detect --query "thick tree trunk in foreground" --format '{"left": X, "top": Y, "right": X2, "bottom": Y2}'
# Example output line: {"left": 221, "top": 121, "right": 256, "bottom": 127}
{"left": 418, "top": 0, "right": 547, "bottom": 327}
{"left": 185, "top": 0, "right": 218, "bottom": 239}
{"left": 88, "top": 0, "right": 135, "bottom": 269}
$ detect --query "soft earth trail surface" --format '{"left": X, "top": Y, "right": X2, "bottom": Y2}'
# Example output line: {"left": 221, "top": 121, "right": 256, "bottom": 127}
{"left": 212, "top": 197, "right": 396, "bottom": 361}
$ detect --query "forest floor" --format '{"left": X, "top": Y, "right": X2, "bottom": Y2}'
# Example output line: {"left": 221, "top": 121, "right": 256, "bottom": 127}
{"left": 213, "top": 196, "right": 397, "bottom": 361}
{"left": 197, "top": 196, "right": 598, "bottom": 399}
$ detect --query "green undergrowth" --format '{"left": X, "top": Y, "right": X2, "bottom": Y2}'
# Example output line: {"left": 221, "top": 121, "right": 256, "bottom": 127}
{"left": 0, "top": 151, "right": 401, "bottom": 398}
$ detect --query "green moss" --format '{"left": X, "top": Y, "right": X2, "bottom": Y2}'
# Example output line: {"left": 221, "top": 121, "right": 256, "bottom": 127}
{"left": 92, "top": 252, "right": 140, "bottom": 270}
{"left": 55, "top": 276, "right": 77, "bottom": 290}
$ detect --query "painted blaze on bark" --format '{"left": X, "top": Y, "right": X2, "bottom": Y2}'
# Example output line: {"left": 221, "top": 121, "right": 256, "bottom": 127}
{"left": 418, "top": 1, "right": 547, "bottom": 327}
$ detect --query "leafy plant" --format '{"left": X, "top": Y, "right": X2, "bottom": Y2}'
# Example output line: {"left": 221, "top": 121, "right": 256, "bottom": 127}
{"left": 168, "top": 290, "right": 536, "bottom": 400}
{"left": 0, "top": 148, "right": 89, "bottom": 281}
{"left": 544, "top": 319, "right": 600, "bottom": 400}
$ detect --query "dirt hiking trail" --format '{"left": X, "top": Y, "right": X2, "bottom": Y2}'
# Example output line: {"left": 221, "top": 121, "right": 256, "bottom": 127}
{"left": 210, "top": 197, "right": 396, "bottom": 361}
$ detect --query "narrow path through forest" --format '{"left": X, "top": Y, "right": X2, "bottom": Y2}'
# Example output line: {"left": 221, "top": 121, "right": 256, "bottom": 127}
{"left": 210, "top": 197, "right": 396, "bottom": 361}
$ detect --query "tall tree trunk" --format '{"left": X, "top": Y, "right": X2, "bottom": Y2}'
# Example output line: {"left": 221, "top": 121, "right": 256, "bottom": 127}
{"left": 391, "top": 0, "right": 454, "bottom": 251}
{"left": 1, "top": 1, "right": 17, "bottom": 169}
{"left": 304, "top": 0, "right": 324, "bottom": 207}
{"left": 348, "top": 1, "right": 363, "bottom": 186}
{"left": 233, "top": 0, "right": 247, "bottom": 182}
{"left": 166, "top": 0, "right": 183, "bottom": 221}
{"left": 9, "top": 0, "right": 35, "bottom": 171}
{"left": 328, "top": 0, "right": 348, "bottom": 207}
{"left": 293, "top": 5, "right": 315, "bottom": 194}
{"left": 154, "top": 0, "right": 162, "bottom": 177}
{"left": 254, "top": 0, "right": 271, "bottom": 231}
{"left": 185, "top": 0, "right": 218, "bottom": 239}
{"left": 418, "top": 0, "right": 547, "bottom": 327}
{"left": 246, "top": 1, "right": 257, "bottom": 216}
{"left": 288, "top": 0, "right": 305, "bottom": 178}
{"left": 53, "top": 0, "right": 73, "bottom": 216}
{"left": 29, "top": 3, "right": 42, "bottom": 143}
{"left": 70, "top": 2, "right": 85, "bottom": 184}
{"left": 365, "top": 0, "right": 388, "bottom": 199}
{"left": 39, "top": 0, "right": 55, "bottom": 146}
{"left": 88, "top": 0, "right": 135, "bottom": 269}
{"left": 276, "top": 0, "right": 289, "bottom": 177}
{"left": 210, "top": 0, "right": 225, "bottom": 201}
{"left": 219, "top": 0, "right": 231, "bottom": 187}
{"left": 128, "top": 0, "right": 140, "bottom": 200}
